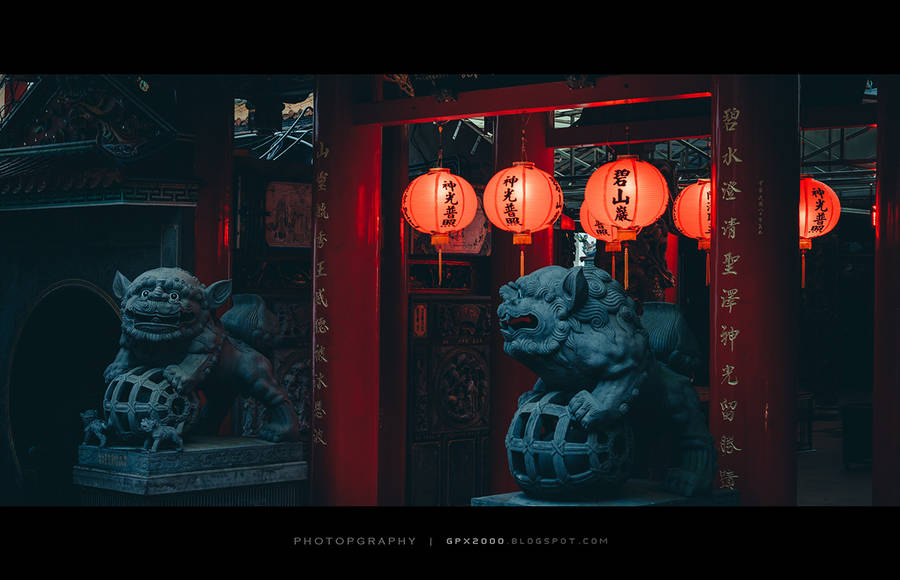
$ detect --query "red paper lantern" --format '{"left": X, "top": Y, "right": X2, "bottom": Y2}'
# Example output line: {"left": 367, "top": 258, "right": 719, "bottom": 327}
{"left": 483, "top": 161, "right": 564, "bottom": 276}
{"left": 584, "top": 155, "right": 669, "bottom": 238}
{"left": 799, "top": 176, "right": 841, "bottom": 241}
{"left": 673, "top": 178, "right": 712, "bottom": 249}
{"left": 401, "top": 167, "right": 478, "bottom": 285}
{"left": 583, "top": 155, "right": 669, "bottom": 288}
{"left": 798, "top": 176, "right": 841, "bottom": 288}
{"left": 579, "top": 201, "right": 621, "bottom": 279}
{"left": 673, "top": 178, "right": 713, "bottom": 285}
{"left": 402, "top": 167, "right": 478, "bottom": 243}
{"left": 579, "top": 200, "right": 617, "bottom": 243}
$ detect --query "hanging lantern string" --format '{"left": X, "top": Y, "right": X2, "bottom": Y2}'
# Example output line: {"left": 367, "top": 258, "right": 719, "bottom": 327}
{"left": 435, "top": 120, "right": 449, "bottom": 285}
{"left": 435, "top": 121, "right": 447, "bottom": 168}
{"left": 521, "top": 113, "right": 530, "bottom": 163}
{"left": 519, "top": 113, "right": 531, "bottom": 279}
{"left": 625, "top": 98, "right": 632, "bottom": 157}
{"left": 625, "top": 123, "right": 631, "bottom": 157}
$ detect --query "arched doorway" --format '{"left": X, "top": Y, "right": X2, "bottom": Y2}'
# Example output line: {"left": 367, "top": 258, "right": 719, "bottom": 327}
{"left": 6, "top": 280, "right": 121, "bottom": 505}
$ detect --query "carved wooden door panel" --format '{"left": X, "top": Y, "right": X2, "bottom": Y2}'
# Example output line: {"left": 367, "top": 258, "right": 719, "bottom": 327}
{"left": 407, "top": 297, "right": 491, "bottom": 506}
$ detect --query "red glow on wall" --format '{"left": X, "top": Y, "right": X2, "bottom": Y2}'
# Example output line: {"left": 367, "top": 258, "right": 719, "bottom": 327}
{"left": 665, "top": 232, "right": 679, "bottom": 303}
{"left": 873, "top": 204, "right": 878, "bottom": 228}
{"left": 222, "top": 216, "right": 230, "bottom": 249}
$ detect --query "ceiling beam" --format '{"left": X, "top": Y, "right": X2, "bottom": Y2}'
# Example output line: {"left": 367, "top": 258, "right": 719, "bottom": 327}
{"left": 548, "top": 116, "right": 711, "bottom": 148}
{"left": 352, "top": 75, "right": 713, "bottom": 126}
{"left": 800, "top": 104, "right": 876, "bottom": 130}
{"left": 548, "top": 103, "right": 877, "bottom": 148}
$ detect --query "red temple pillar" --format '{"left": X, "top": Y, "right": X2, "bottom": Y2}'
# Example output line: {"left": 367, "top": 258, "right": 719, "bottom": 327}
{"left": 488, "top": 112, "right": 555, "bottom": 493}
{"left": 709, "top": 75, "right": 800, "bottom": 505}
{"left": 873, "top": 74, "right": 900, "bottom": 506}
{"left": 378, "top": 124, "right": 409, "bottom": 505}
{"left": 310, "top": 75, "right": 383, "bottom": 505}
{"left": 187, "top": 76, "right": 233, "bottom": 288}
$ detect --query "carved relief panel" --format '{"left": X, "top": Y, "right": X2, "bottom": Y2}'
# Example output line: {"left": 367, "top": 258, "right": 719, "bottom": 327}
{"left": 407, "top": 298, "right": 491, "bottom": 505}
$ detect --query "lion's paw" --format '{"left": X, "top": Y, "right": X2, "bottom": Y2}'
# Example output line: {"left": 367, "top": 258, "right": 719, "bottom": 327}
{"left": 163, "top": 365, "right": 194, "bottom": 393}
{"left": 568, "top": 390, "right": 619, "bottom": 430}
{"left": 103, "top": 363, "right": 129, "bottom": 384}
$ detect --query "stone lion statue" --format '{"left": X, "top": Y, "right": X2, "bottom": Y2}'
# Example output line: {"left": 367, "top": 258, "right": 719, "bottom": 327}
{"left": 498, "top": 262, "right": 715, "bottom": 497}
{"left": 103, "top": 267, "right": 299, "bottom": 443}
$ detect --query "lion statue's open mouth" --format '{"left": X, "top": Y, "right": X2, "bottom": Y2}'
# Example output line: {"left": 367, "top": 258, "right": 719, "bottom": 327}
{"left": 128, "top": 308, "right": 195, "bottom": 332}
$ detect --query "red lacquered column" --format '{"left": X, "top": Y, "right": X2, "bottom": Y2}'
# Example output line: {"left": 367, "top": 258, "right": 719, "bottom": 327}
{"left": 377, "top": 124, "right": 409, "bottom": 506}
{"left": 873, "top": 75, "right": 900, "bottom": 506}
{"left": 709, "top": 75, "right": 800, "bottom": 505}
{"left": 488, "top": 112, "right": 555, "bottom": 493}
{"left": 310, "top": 75, "right": 383, "bottom": 505}
{"left": 188, "top": 77, "right": 233, "bottom": 289}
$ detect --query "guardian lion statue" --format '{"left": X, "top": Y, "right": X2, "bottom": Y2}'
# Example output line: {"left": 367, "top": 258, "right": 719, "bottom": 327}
{"left": 103, "top": 267, "right": 299, "bottom": 443}
{"left": 498, "top": 262, "right": 714, "bottom": 497}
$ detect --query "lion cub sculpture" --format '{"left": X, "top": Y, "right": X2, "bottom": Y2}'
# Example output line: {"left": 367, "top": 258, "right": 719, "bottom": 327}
{"left": 498, "top": 262, "right": 715, "bottom": 498}
{"left": 102, "top": 267, "right": 299, "bottom": 444}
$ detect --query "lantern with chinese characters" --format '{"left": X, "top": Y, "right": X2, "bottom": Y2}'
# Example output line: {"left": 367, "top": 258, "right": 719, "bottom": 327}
{"left": 579, "top": 201, "right": 621, "bottom": 279}
{"left": 673, "top": 178, "right": 713, "bottom": 285}
{"left": 401, "top": 167, "right": 478, "bottom": 285}
{"left": 483, "top": 161, "right": 564, "bottom": 277}
{"left": 798, "top": 176, "right": 841, "bottom": 288}
{"left": 584, "top": 155, "right": 670, "bottom": 289}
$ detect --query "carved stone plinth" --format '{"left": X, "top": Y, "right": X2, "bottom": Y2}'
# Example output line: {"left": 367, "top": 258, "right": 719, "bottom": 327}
{"left": 471, "top": 479, "right": 739, "bottom": 507}
{"left": 72, "top": 436, "right": 308, "bottom": 506}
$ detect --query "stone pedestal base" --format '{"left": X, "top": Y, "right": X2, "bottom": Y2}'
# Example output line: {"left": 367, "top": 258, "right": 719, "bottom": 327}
{"left": 73, "top": 436, "right": 308, "bottom": 506}
{"left": 471, "top": 479, "right": 740, "bottom": 506}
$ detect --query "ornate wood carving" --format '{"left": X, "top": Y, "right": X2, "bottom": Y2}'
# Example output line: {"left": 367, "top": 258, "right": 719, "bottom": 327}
{"left": 0, "top": 76, "right": 169, "bottom": 159}
{"left": 435, "top": 348, "right": 489, "bottom": 429}
{"left": 407, "top": 299, "right": 492, "bottom": 505}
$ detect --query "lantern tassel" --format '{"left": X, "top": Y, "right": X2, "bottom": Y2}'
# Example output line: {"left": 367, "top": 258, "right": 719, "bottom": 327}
{"left": 624, "top": 244, "right": 630, "bottom": 290}
{"left": 801, "top": 248, "right": 806, "bottom": 289}
{"left": 705, "top": 250, "right": 710, "bottom": 287}
{"left": 611, "top": 253, "right": 616, "bottom": 280}
{"left": 520, "top": 246, "right": 525, "bottom": 279}
{"left": 438, "top": 247, "right": 443, "bottom": 287}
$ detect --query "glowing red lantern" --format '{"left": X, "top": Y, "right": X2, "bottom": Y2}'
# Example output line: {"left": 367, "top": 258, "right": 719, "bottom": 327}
{"left": 579, "top": 201, "right": 622, "bottom": 279}
{"left": 673, "top": 178, "right": 713, "bottom": 284}
{"left": 584, "top": 155, "right": 669, "bottom": 288}
{"left": 483, "top": 161, "right": 564, "bottom": 277}
{"left": 402, "top": 167, "right": 478, "bottom": 283}
{"left": 798, "top": 176, "right": 841, "bottom": 288}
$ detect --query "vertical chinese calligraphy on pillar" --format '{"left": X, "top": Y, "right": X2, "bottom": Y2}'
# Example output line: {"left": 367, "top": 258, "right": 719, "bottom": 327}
{"left": 310, "top": 75, "right": 383, "bottom": 506}
{"left": 710, "top": 75, "right": 800, "bottom": 505}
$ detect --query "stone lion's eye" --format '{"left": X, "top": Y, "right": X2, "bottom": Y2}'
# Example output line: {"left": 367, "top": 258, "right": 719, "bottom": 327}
{"left": 141, "top": 290, "right": 150, "bottom": 298}
{"left": 169, "top": 292, "right": 179, "bottom": 302}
